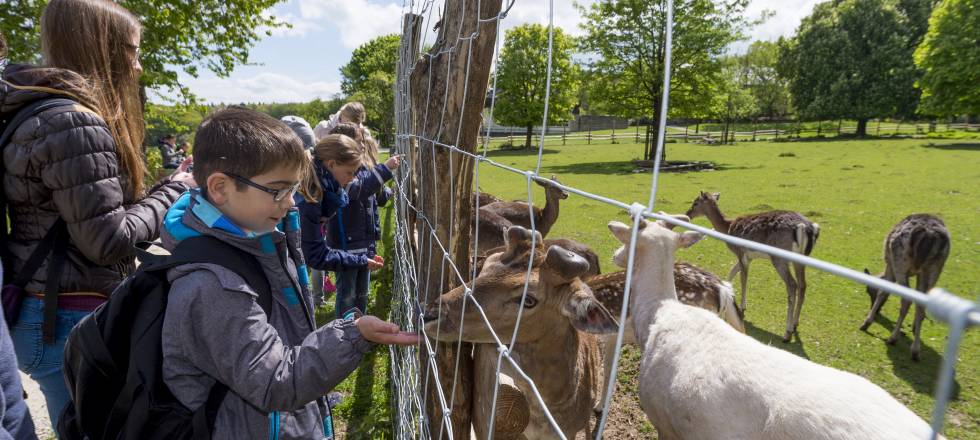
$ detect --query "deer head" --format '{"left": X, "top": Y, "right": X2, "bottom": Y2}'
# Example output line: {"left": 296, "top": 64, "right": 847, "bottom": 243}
{"left": 537, "top": 174, "right": 569, "bottom": 201}
{"left": 423, "top": 226, "right": 617, "bottom": 344}
{"left": 608, "top": 217, "right": 703, "bottom": 272}
{"left": 685, "top": 191, "right": 721, "bottom": 219}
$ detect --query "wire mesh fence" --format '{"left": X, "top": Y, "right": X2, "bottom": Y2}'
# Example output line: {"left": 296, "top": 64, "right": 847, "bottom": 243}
{"left": 387, "top": 1, "right": 978, "bottom": 439}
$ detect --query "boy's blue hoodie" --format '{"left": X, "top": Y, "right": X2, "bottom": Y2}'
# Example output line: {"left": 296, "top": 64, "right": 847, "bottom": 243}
{"left": 297, "top": 161, "right": 392, "bottom": 265}
{"left": 160, "top": 191, "right": 371, "bottom": 439}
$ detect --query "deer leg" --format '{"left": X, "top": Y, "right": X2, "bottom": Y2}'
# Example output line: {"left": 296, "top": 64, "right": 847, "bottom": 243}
{"left": 773, "top": 259, "right": 798, "bottom": 342}
{"left": 887, "top": 299, "right": 912, "bottom": 345}
{"left": 886, "top": 275, "right": 911, "bottom": 345}
{"left": 860, "top": 291, "right": 889, "bottom": 331}
{"left": 792, "top": 262, "right": 807, "bottom": 333}
{"left": 727, "top": 261, "right": 740, "bottom": 281}
{"left": 910, "top": 273, "right": 938, "bottom": 361}
{"left": 737, "top": 257, "right": 750, "bottom": 311}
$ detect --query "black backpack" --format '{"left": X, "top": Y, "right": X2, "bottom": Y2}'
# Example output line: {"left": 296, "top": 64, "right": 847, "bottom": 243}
{"left": 57, "top": 236, "right": 272, "bottom": 440}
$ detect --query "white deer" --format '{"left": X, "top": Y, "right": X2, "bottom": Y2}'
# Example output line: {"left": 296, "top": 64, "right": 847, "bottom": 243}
{"left": 607, "top": 217, "right": 937, "bottom": 440}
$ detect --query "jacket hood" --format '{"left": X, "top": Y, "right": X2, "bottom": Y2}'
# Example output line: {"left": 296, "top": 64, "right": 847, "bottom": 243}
{"left": 0, "top": 63, "right": 94, "bottom": 119}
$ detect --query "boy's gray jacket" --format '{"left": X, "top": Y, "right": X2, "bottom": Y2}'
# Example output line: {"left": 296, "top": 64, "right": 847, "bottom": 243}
{"left": 160, "top": 192, "right": 372, "bottom": 439}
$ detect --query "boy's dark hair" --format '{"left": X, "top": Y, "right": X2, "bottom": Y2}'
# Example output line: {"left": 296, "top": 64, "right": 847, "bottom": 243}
{"left": 193, "top": 107, "right": 308, "bottom": 197}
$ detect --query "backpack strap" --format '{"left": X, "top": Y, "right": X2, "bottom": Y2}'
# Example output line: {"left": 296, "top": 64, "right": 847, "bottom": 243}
{"left": 144, "top": 235, "right": 274, "bottom": 439}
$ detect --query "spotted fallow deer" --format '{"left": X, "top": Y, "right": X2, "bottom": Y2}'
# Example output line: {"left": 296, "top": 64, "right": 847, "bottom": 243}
{"left": 423, "top": 226, "right": 618, "bottom": 439}
{"left": 607, "top": 218, "right": 936, "bottom": 440}
{"left": 860, "top": 214, "right": 950, "bottom": 361}
{"left": 686, "top": 191, "right": 820, "bottom": 342}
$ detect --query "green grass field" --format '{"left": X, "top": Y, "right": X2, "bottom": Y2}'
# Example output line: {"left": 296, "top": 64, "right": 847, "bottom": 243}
{"left": 332, "top": 135, "right": 980, "bottom": 438}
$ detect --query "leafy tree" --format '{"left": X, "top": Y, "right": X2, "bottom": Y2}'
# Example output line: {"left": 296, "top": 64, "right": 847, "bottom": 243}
{"left": 340, "top": 34, "right": 400, "bottom": 147}
{"left": 739, "top": 40, "right": 790, "bottom": 119}
{"left": 494, "top": 24, "right": 578, "bottom": 149}
{"left": 713, "top": 57, "right": 759, "bottom": 142}
{"left": 1, "top": 0, "right": 287, "bottom": 105}
{"left": 777, "top": 0, "right": 926, "bottom": 135}
{"left": 914, "top": 0, "right": 979, "bottom": 116}
{"left": 577, "top": 0, "right": 753, "bottom": 160}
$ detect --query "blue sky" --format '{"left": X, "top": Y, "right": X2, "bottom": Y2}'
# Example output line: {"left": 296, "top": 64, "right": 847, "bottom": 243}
{"left": 156, "top": 0, "right": 824, "bottom": 104}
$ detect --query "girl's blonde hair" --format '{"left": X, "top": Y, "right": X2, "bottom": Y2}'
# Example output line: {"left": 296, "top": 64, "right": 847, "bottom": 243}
{"left": 339, "top": 101, "right": 366, "bottom": 125}
{"left": 41, "top": 0, "right": 147, "bottom": 198}
{"left": 301, "top": 134, "right": 362, "bottom": 201}
{"left": 329, "top": 122, "right": 379, "bottom": 168}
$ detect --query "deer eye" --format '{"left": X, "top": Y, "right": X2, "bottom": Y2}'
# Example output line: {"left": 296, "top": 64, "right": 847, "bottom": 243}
{"left": 514, "top": 295, "right": 538, "bottom": 309}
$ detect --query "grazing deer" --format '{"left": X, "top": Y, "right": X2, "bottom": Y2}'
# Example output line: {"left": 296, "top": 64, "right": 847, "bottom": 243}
{"left": 607, "top": 218, "right": 936, "bottom": 440}
{"left": 424, "top": 227, "right": 617, "bottom": 439}
{"left": 860, "top": 214, "right": 950, "bottom": 361}
{"left": 482, "top": 175, "right": 568, "bottom": 238}
{"left": 686, "top": 191, "right": 820, "bottom": 342}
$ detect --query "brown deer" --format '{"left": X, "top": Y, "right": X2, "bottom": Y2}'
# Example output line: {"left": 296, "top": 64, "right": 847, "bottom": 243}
{"left": 686, "top": 191, "right": 820, "bottom": 342}
{"left": 423, "top": 226, "right": 617, "bottom": 439}
{"left": 482, "top": 175, "right": 568, "bottom": 238}
{"left": 860, "top": 214, "right": 950, "bottom": 361}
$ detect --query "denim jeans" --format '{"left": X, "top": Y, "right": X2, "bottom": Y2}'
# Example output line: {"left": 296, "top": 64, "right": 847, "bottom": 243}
{"left": 334, "top": 266, "right": 370, "bottom": 319}
{"left": 9, "top": 297, "right": 91, "bottom": 430}
{"left": 310, "top": 269, "right": 325, "bottom": 307}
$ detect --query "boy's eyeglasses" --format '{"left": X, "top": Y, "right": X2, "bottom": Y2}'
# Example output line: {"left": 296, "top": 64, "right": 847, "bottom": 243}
{"left": 225, "top": 173, "right": 300, "bottom": 203}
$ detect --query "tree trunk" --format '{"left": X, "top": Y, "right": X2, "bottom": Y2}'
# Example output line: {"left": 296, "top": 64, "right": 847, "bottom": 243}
{"left": 856, "top": 118, "right": 868, "bottom": 136}
{"left": 524, "top": 125, "right": 533, "bottom": 149}
{"left": 407, "top": 1, "right": 502, "bottom": 438}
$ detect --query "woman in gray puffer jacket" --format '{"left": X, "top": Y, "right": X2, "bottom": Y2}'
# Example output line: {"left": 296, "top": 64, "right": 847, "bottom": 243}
{"left": 0, "top": 0, "right": 194, "bottom": 429}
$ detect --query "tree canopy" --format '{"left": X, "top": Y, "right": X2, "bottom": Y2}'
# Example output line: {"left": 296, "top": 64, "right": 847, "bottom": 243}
{"left": 577, "top": 0, "right": 753, "bottom": 159}
{"left": 340, "top": 34, "right": 400, "bottom": 147}
{"left": 777, "top": 0, "right": 928, "bottom": 134}
{"left": 493, "top": 23, "right": 578, "bottom": 148}
{"left": 914, "top": 0, "right": 979, "bottom": 116}
{"left": 1, "top": 0, "right": 287, "bottom": 105}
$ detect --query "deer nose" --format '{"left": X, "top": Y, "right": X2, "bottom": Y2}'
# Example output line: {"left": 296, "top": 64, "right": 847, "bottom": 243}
{"left": 422, "top": 309, "right": 440, "bottom": 323}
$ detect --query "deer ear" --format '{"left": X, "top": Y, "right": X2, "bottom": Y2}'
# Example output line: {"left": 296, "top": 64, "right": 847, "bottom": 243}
{"left": 608, "top": 221, "right": 632, "bottom": 244}
{"left": 563, "top": 287, "right": 619, "bottom": 334}
{"left": 545, "top": 245, "right": 591, "bottom": 279}
{"left": 711, "top": 192, "right": 721, "bottom": 200}
{"left": 677, "top": 231, "right": 705, "bottom": 249}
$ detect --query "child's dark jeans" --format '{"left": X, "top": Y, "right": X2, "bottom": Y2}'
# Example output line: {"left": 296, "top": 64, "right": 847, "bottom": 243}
{"left": 334, "top": 265, "right": 370, "bottom": 319}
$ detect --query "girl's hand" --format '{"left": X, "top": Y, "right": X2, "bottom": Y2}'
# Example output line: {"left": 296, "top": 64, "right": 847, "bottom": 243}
{"left": 169, "top": 156, "right": 197, "bottom": 188}
{"left": 367, "top": 255, "right": 384, "bottom": 271}
{"left": 384, "top": 154, "right": 401, "bottom": 171}
{"left": 355, "top": 315, "right": 419, "bottom": 346}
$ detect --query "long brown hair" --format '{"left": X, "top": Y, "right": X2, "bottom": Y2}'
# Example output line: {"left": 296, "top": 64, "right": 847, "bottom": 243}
{"left": 41, "top": 0, "right": 147, "bottom": 197}
{"left": 302, "top": 134, "right": 362, "bottom": 201}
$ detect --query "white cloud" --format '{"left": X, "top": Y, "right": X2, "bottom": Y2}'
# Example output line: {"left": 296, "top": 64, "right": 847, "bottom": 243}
{"left": 744, "top": 0, "right": 822, "bottom": 42}
{"left": 295, "top": 0, "right": 404, "bottom": 48}
{"left": 266, "top": 12, "right": 323, "bottom": 37}
{"left": 153, "top": 73, "right": 341, "bottom": 104}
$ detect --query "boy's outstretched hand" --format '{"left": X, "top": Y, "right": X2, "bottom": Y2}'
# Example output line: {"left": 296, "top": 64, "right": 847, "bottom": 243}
{"left": 355, "top": 315, "right": 420, "bottom": 346}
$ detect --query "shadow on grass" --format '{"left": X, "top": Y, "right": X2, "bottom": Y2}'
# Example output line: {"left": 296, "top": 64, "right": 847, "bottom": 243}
{"left": 486, "top": 147, "right": 561, "bottom": 157}
{"left": 542, "top": 160, "right": 638, "bottom": 175}
{"left": 744, "top": 320, "right": 810, "bottom": 360}
{"left": 920, "top": 142, "right": 980, "bottom": 151}
{"left": 860, "top": 310, "right": 960, "bottom": 398}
